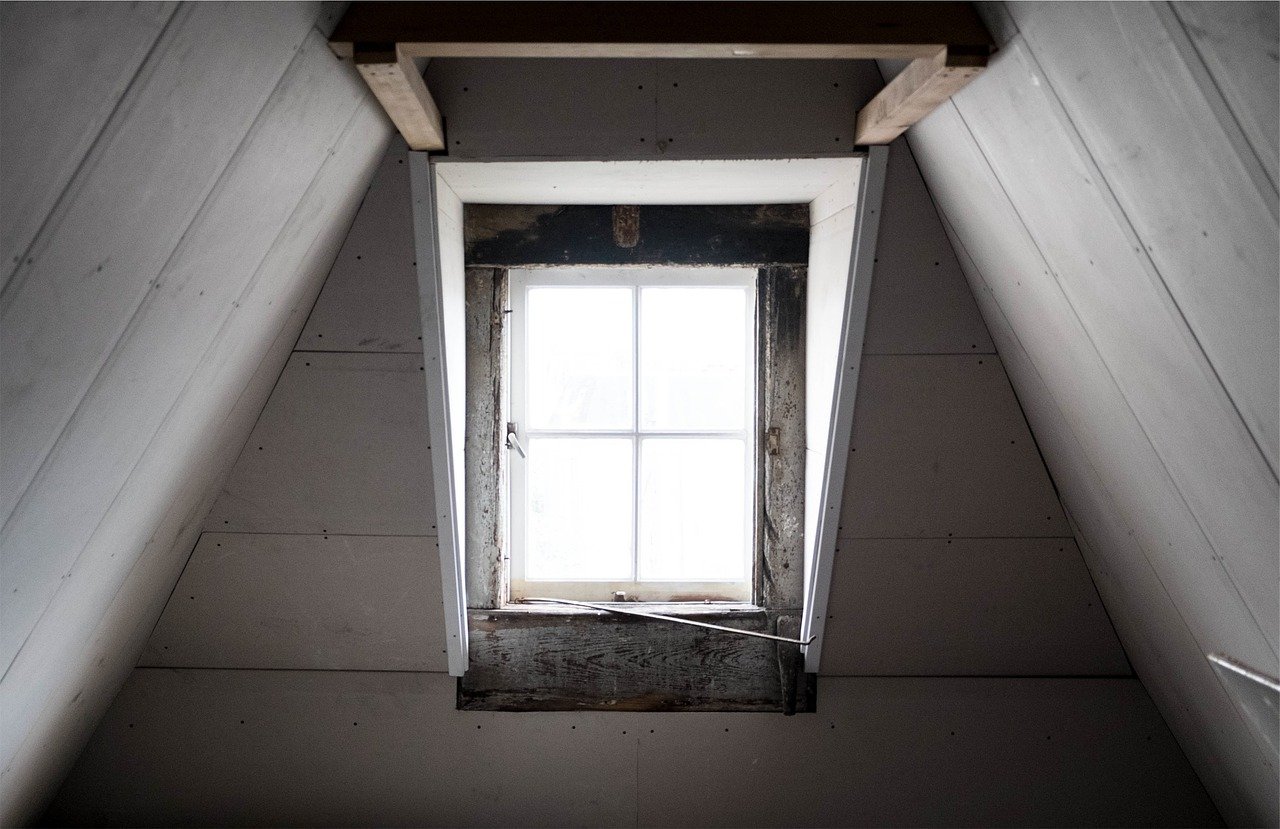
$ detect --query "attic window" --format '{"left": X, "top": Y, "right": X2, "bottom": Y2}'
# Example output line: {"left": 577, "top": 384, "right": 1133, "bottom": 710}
{"left": 507, "top": 267, "right": 756, "bottom": 603}
{"left": 410, "top": 155, "right": 888, "bottom": 703}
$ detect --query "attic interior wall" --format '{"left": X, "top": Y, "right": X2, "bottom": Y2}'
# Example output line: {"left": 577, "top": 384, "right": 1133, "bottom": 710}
{"left": 889, "top": 2, "right": 1279, "bottom": 825}
{"left": 42, "top": 58, "right": 1220, "bottom": 827}
{"left": 0, "top": 4, "right": 394, "bottom": 824}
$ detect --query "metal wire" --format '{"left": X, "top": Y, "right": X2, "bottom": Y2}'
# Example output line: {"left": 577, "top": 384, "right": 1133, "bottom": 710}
{"left": 521, "top": 597, "right": 815, "bottom": 645}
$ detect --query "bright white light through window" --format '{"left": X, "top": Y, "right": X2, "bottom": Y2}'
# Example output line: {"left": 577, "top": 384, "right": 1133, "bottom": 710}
{"left": 509, "top": 268, "right": 755, "bottom": 602}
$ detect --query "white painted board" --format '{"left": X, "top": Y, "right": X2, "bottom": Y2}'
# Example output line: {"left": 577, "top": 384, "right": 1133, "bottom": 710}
{"left": 433, "top": 156, "right": 863, "bottom": 206}
{"left": 956, "top": 37, "right": 1277, "bottom": 648}
{"left": 298, "top": 138, "right": 423, "bottom": 353}
{"left": 820, "top": 537, "right": 1129, "bottom": 676}
{"left": 1209, "top": 654, "right": 1280, "bottom": 756}
{"left": 0, "top": 3, "right": 324, "bottom": 531}
{"left": 0, "top": 2, "right": 175, "bottom": 285}
{"left": 142, "top": 534, "right": 447, "bottom": 672}
{"left": 1170, "top": 2, "right": 1279, "bottom": 189}
{"left": 800, "top": 148, "right": 885, "bottom": 673}
{"left": 204, "top": 352, "right": 435, "bottom": 536}
{"left": 44, "top": 670, "right": 1220, "bottom": 827}
{"left": 1007, "top": 2, "right": 1279, "bottom": 472}
{"left": 840, "top": 353, "right": 1068, "bottom": 539}
{"left": 413, "top": 157, "right": 469, "bottom": 676}
{"left": 0, "top": 28, "right": 369, "bottom": 676}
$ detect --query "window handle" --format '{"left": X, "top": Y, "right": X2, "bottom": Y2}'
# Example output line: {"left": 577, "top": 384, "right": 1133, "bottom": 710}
{"left": 505, "top": 422, "right": 527, "bottom": 459}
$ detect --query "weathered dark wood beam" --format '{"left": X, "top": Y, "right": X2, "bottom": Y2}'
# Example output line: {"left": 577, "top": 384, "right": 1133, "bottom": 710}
{"left": 331, "top": 2, "right": 992, "bottom": 148}
{"left": 332, "top": 2, "right": 992, "bottom": 59}
{"left": 464, "top": 204, "right": 810, "bottom": 266}
{"left": 460, "top": 608, "right": 818, "bottom": 712}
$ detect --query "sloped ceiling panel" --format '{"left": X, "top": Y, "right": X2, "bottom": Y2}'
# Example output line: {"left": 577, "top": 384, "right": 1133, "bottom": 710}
{"left": 44, "top": 58, "right": 1217, "bottom": 826}
{"left": 0, "top": 4, "right": 392, "bottom": 823}
{"left": 898, "top": 2, "right": 1278, "bottom": 823}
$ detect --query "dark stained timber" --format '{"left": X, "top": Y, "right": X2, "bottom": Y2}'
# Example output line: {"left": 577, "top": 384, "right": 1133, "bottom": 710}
{"left": 464, "top": 204, "right": 810, "bottom": 267}
{"left": 331, "top": 2, "right": 994, "bottom": 58}
{"left": 460, "top": 608, "right": 817, "bottom": 712}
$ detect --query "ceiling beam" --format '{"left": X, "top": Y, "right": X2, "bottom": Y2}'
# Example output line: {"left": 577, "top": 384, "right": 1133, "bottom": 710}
{"left": 330, "top": 2, "right": 992, "bottom": 148}
{"left": 854, "top": 46, "right": 988, "bottom": 144}
{"left": 353, "top": 45, "right": 444, "bottom": 151}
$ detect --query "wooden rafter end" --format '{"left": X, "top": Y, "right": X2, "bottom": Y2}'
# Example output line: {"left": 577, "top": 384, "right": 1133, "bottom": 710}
{"left": 854, "top": 47, "right": 988, "bottom": 145}
{"left": 354, "top": 44, "right": 445, "bottom": 151}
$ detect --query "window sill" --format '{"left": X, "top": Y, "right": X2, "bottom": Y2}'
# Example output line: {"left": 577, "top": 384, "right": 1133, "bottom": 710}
{"left": 497, "top": 600, "right": 763, "bottom": 617}
{"left": 460, "top": 604, "right": 813, "bottom": 713}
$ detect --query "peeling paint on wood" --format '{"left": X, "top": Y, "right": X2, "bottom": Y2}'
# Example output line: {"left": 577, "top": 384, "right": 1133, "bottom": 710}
{"left": 759, "top": 266, "right": 806, "bottom": 610}
{"left": 464, "top": 204, "right": 810, "bottom": 266}
{"left": 460, "top": 609, "right": 811, "bottom": 712}
{"left": 612, "top": 205, "right": 640, "bottom": 248}
{"left": 464, "top": 267, "right": 507, "bottom": 608}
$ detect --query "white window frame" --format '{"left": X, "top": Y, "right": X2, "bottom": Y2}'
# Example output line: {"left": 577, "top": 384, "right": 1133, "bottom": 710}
{"left": 507, "top": 267, "right": 756, "bottom": 603}
{"left": 410, "top": 152, "right": 888, "bottom": 677}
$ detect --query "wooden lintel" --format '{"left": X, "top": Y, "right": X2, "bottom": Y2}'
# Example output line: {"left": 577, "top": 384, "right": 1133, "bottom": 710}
{"left": 353, "top": 44, "right": 444, "bottom": 151}
{"left": 463, "top": 203, "right": 810, "bottom": 267}
{"left": 853, "top": 46, "right": 988, "bottom": 145}
{"left": 330, "top": 2, "right": 993, "bottom": 60}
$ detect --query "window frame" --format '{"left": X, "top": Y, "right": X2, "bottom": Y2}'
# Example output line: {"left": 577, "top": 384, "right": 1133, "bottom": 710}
{"left": 506, "top": 266, "right": 758, "bottom": 604}
{"left": 411, "top": 150, "right": 889, "bottom": 685}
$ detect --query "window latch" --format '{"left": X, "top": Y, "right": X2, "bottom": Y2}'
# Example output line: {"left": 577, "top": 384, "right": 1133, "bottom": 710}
{"left": 505, "top": 422, "right": 527, "bottom": 459}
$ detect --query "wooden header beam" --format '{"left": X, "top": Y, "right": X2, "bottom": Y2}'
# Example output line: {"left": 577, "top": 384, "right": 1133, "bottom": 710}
{"left": 330, "top": 2, "right": 991, "bottom": 149}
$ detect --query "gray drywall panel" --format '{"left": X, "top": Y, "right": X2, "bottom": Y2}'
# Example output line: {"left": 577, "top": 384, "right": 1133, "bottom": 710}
{"left": 651, "top": 60, "right": 877, "bottom": 157}
{"left": 863, "top": 139, "right": 993, "bottom": 356}
{"left": 425, "top": 58, "right": 883, "bottom": 160}
{"left": 840, "top": 354, "right": 1067, "bottom": 538}
{"left": 427, "top": 58, "right": 657, "bottom": 157}
{"left": 44, "top": 669, "right": 1220, "bottom": 827}
{"left": 204, "top": 351, "right": 435, "bottom": 535}
{"left": 298, "top": 138, "right": 423, "bottom": 353}
{"left": 638, "top": 676, "right": 1217, "bottom": 828}
{"left": 141, "top": 533, "right": 447, "bottom": 671}
{"left": 820, "top": 537, "right": 1129, "bottom": 676}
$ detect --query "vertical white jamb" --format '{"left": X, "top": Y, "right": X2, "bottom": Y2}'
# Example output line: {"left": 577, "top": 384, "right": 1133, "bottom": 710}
{"left": 409, "top": 152, "right": 468, "bottom": 676}
{"left": 800, "top": 145, "right": 889, "bottom": 672}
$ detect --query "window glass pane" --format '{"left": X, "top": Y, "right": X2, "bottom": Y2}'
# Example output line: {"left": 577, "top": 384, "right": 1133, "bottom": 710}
{"left": 639, "top": 287, "right": 749, "bottom": 431}
{"left": 638, "top": 438, "right": 747, "bottom": 581}
{"left": 526, "top": 437, "right": 633, "bottom": 580}
{"left": 527, "top": 287, "right": 632, "bottom": 429}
